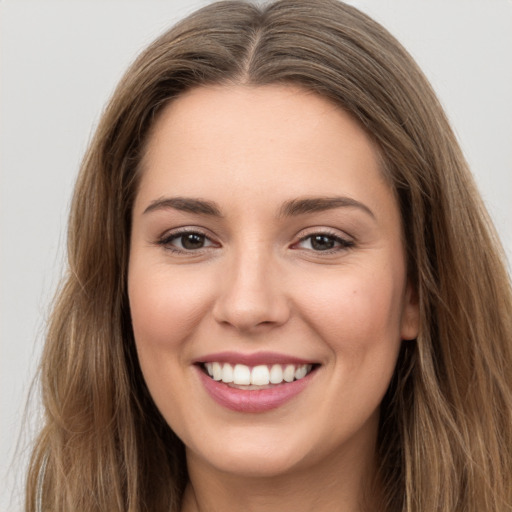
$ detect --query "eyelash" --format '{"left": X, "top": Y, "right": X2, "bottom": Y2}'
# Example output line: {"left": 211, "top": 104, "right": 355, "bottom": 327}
{"left": 156, "top": 228, "right": 217, "bottom": 254}
{"left": 294, "top": 230, "right": 355, "bottom": 254}
{"left": 156, "top": 228, "right": 355, "bottom": 254}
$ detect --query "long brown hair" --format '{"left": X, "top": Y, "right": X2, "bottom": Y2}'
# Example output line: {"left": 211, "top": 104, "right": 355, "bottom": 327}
{"left": 26, "top": 1, "right": 512, "bottom": 510}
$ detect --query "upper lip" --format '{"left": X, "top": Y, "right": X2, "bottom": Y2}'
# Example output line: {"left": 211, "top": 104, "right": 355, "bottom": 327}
{"left": 194, "top": 351, "right": 318, "bottom": 366}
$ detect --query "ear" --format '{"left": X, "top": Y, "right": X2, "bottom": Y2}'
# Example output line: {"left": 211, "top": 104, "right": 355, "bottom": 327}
{"left": 400, "top": 281, "right": 419, "bottom": 341}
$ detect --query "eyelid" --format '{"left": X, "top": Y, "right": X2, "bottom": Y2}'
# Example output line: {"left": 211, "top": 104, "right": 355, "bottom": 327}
{"left": 295, "top": 226, "right": 354, "bottom": 241}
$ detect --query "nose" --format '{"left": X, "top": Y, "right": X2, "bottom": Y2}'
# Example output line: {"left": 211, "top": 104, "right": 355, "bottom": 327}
{"left": 212, "top": 248, "right": 290, "bottom": 333}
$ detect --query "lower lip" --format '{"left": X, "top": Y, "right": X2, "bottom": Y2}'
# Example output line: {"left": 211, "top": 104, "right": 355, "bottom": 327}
{"left": 196, "top": 366, "right": 316, "bottom": 413}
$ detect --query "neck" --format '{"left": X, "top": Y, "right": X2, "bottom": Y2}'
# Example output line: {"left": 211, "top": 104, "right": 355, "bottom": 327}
{"left": 181, "top": 436, "right": 382, "bottom": 512}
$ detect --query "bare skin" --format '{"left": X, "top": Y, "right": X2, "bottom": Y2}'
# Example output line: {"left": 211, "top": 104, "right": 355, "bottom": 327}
{"left": 181, "top": 434, "right": 381, "bottom": 512}
{"left": 128, "top": 84, "right": 419, "bottom": 512}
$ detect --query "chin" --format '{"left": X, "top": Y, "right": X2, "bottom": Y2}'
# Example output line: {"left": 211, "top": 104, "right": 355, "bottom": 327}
{"left": 184, "top": 425, "right": 316, "bottom": 479}
{"left": 191, "top": 445, "right": 306, "bottom": 479}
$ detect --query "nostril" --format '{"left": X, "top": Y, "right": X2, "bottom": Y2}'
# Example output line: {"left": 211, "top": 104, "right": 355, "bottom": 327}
{"left": 211, "top": 264, "right": 290, "bottom": 331}
{"left": 212, "top": 298, "right": 291, "bottom": 332}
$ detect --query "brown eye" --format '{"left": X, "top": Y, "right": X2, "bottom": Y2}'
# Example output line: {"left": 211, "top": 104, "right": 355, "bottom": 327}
{"left": 295, "top": 232, "right": 354, "bottom": 252}
{"left": 158, "top": 230, "right": 216, "bottom": 252}
{"left": 310, "top": 235, "right": 337, "bottom": 251}
{"left": 180, "top": 233, "right": 206, "bottom": 250}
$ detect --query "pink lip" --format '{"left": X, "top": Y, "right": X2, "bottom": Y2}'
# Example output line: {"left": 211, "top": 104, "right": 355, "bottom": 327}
{"left": 195, "top": 364, "right": 317, "bottom": 413}
{"left": 195, "top": 351, "right": 316, "bottom": 366}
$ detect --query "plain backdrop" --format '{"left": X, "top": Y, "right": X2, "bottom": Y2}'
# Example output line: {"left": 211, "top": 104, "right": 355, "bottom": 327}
{"left": 1, "top": 1, "right": 511, "bottom": 510}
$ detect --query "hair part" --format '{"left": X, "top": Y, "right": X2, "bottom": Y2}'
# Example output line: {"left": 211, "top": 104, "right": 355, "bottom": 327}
{"left": 27, "top": 1, "right": 512, "bottom": 511}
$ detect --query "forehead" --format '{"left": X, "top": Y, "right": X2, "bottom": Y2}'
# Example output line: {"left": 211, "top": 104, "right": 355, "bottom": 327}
{"left": 136, "top": 84, "right": 395, "bottom": 221}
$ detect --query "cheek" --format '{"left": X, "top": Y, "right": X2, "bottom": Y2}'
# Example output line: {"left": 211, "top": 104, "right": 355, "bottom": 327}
{"left": 128, "top": 263, "right": 216, "bottom": 356}
{"left": 127, "top": 263, "right": 218, "bottom": 431}
{"left": 296, "top": 264, "right": 405, "bottom": 357}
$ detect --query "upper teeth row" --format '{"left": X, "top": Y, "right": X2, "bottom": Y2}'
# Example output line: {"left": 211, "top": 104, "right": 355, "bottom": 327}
{"left": 204, "top": 362, "right": 313, "bottom": 386}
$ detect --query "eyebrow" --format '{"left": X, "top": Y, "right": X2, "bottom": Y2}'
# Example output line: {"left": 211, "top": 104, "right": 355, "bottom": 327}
{"left": 142, "top": 195, "right": 374, "bottom": 219}
{"left": 279, "top": 196, "right": 375, "bottom": 219}
{"left": 143, "top": 197, "right": 222, "bottom": 216}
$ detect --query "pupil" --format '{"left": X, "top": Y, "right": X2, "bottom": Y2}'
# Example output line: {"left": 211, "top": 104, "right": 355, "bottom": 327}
{"left": 311, "top": 235, "right": 334, "bottom": 251}
{"left": 182, "top": 233, "right": 205, "bottom": 250}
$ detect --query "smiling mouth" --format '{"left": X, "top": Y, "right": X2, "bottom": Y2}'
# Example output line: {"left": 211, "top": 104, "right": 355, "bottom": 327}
{"left": 200, "top": 362, "right": 317, "bottom": 389}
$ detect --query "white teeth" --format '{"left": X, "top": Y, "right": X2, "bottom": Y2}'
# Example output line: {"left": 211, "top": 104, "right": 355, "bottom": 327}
{"left": 283, "top": 364, "right": 295, "bottom": 382}
{"left": 251, "top": 365, "right": 270, "bottom": 386}
{"left": 269, "top": 364, "right": 283, "bottom": 384}
{"left": 204, "top": 362, "right": 314, "bottom": 385}
{"left": 233, "top": 364, "right": 251, "bottom": 385}
{"left": 221, "top": 363, "right": 233, "bottom": 383}
{"left": 294, "top": 365, "right": 307, "bottom": 380}
{"left": 212, "top": 362, "right": 222, "bottom": 381}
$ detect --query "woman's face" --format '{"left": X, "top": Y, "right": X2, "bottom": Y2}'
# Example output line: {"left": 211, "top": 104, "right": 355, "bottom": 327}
{"left": 128, "top": 85, "right": 419, "bottom": 478}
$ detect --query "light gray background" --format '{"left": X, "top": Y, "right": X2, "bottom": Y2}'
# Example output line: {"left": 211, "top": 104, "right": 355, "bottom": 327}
{"left": 1, "top": 1, "right": 511, "bottom": 510}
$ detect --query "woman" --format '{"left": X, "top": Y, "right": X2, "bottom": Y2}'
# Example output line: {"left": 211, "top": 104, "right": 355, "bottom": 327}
{"left": 26, "top": 1, "right": 512, "bottom": 511}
